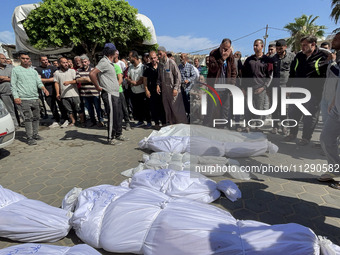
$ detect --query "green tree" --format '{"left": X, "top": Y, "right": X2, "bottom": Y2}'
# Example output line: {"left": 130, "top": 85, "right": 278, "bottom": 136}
{"left": 284, "top": 14, "right": 326, "bottom": 52}
{"left": 331, "top": 0, "right": 340, "bottom": 33}
{"left": 23, "top": 0, "right": 152, "bottom": 62}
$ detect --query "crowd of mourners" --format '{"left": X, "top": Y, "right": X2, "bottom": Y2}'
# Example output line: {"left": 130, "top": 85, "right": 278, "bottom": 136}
{"left": 1, "top": 34, "right": 340, "bottom": 188}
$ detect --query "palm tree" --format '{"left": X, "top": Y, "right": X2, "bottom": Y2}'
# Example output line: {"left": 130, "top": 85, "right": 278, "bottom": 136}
{"left": 331, "top": 0, "right": 340, "bottom": 33}
{"left": 284, "top": 14, "right": 326, "bottom": 52}
{"left": 331, "top": 0, "right": 340, "bottom": 24}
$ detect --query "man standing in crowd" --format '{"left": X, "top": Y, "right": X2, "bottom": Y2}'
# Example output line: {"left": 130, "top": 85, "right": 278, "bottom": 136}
{"left": 36, "top": 55, "right": 66, "bottom": 128}
{"left": 157, "top": 46, "right": 187, "bottom": 124}
{"left": 114, "top": 50, "right": 126, "bottom": 72}
{"left": 126, "top": 50, "right": 151, "bottom": 128}
{"left": 270, "top": 39, "right": 295, "bottom": 134}
{"left": 11, "top": 52, "right": 49, "bottom": 145}
{"left": 76, "top": 55, "right": 104, "bottom": 127}
{"left": 143, "top": 51, "right": 166, "bottom": 129}
{"left": 321, "top": 33, "right": 340, "bottom": 124}
{"left": 73, "top": 56, "right": 83, "bottom": 70}
{"left": 0, "top": 53, "right": 18, "bottom": 128}
{"left": 90, "top": 43, "right": 128, "bottom": 145}
{"left": 179, "top": 53, "right": 197, "bottom": 116}
{"left": 267, "top": 44, "right": 276, "bottom": 57}
{"left": 54, "top": 57, "right": 84, "bottom": 127}
{"left": 203, "top": 38, "right": 236, "bottom": 127}
{"left": 285, "top": 35, "right": 329, "bottom": 145}
{"left": 320, "top": 41, "right": 331, "bottom": 50}
{"left": 194, "top": 58, "right": 201, "bottom": 73}
{"left": 242, "top": 39, "right": 273, "bottom": 132}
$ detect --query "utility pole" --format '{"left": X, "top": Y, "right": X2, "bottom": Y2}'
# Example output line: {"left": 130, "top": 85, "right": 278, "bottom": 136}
{"left": 263, "top": 24, "right": 269, "bottom": 54}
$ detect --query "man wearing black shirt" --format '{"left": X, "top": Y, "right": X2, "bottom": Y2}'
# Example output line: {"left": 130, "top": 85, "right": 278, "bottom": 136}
{"left": 143, "top": 51, "right": 166, "bottom": 129}
{"left": 35, "top": 56, "right": 67, "bottom": 127}
{"left": 242, "top": 39, "right": 273, "bottom": 131}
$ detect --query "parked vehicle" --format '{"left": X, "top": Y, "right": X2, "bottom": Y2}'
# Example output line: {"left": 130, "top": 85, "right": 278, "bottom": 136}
{"left": 0, "top": 99, "right": 15, "bottom": 149}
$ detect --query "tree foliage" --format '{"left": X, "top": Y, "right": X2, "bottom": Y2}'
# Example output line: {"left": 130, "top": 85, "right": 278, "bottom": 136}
{"left": 331, "top": 0, "right": 340, "bottom": 33}
{"left": 23, "top": 0, "right": 152, "bottom": 61}
{"left": 284, "top": 14, "right": 326, "bottom": 52}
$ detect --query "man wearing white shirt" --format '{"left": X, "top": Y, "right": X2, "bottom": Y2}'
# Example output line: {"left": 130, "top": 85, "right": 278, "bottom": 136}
{"left": 126, "top": 50, "right": 151, "bottom": 128}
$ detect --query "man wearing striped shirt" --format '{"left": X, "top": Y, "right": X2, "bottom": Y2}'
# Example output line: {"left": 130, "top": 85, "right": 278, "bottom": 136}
{"left": 76, "top": 55, "right": 104, "bottom": 127}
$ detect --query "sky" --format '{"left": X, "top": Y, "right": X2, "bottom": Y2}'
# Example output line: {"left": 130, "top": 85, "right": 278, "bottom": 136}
{"left": 1, "top": 0, "right": 339, "bottom": 57}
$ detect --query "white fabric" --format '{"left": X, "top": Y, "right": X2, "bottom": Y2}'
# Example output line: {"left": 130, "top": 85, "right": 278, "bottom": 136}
{"left": 69, "top": 186, "right": 335, "bottom": 254}
{"left": 70, "top": 185, "right": 130, "bottom": 248}
{"left": 0, "top": 186, "right": 71, "bottom": 243}
{"left": 12, "top": 4, "right": 73, "bottom": 54}
{"left": 128, "top": 62, "right": 145, "bottom": 94}
{"left": 136, "top": 14, "right": 157, "bottom": 45}
{"left": 121, "top": 151, "right": 250, "bottom": 179}
{"left": 139, "top": 125, "right": 278, "bottom": 157}
{"left": 62, "top": 187, "right": 83, "bottom": 212}
{"left": 217, "top": 180, "right": 242, "bottom": 202}
{"left": 129, "top": 169, "right": 221, "bottom": 203}
{"left": 12, "top": 5, "right": 157, "bottom": 54}
{"left": 0, "top": 243, "right": 101, "bottom": 255}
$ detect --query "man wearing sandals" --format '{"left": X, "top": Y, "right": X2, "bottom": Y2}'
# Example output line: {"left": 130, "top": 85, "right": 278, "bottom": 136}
{"left": 319, "top": 32, "right": 340, "bottom": 189}
{"left": 284, "top": 35, "right": 329, "bottom": 146}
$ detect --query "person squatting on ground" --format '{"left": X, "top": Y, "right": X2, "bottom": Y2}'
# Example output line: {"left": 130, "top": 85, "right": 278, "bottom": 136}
{"left": 11, "top": 52, "right": 49, "bottom": 145}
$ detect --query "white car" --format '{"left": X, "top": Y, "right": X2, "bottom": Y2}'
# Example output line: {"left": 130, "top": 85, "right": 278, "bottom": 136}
{"left": 0, "top": 99, "right": 15, "bottom": 148}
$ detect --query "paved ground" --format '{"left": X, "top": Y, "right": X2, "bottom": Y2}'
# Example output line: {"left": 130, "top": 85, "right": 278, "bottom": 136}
{"left": 0, "top": 119, "right": 339, "bottom": 254}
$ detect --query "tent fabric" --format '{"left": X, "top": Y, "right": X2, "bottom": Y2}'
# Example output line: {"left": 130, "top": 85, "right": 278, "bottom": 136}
{"left": 69, "top": 186, "right": 337, "bottom": 254}
{"left": 139, "top": 124, "right": 278, "bottom": 158}
{"left": 121, "top": 151, "right": 250, "bottom": 179}
{"left": 0, "top": 186, "right": 71, "bottom": 243}
{"left": 0, "top": 243, "right": 101, "bottom": 255}
{"left": 12, "top": 4, "right": 157, "bottom": 54}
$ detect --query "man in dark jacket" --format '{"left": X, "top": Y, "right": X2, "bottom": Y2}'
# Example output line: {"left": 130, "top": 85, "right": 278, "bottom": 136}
{"left": 203, "top": 38, "right": 236, "bottom": 127}
{"left": 242, "top": 39, "right": 273, "bottom": 131}
{"left": 285, "top": 35, "right": 329, "bottom": 146}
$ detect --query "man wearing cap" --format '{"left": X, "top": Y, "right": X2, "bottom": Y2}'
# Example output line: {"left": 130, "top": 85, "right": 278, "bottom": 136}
{"left": 157, "top": 46, "right": 187, "bottom": 124}
{"left": 90, "top": 43, "right": 128, "bottom": 145}
{"left": 270, "top": 39, "right": 295, "bottom": 134}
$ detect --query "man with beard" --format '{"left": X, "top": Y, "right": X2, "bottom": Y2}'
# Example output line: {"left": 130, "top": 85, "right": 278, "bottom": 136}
{"left": 157, "top": 46, "right": 187, "bottom": 124}
{"left": 35, "top": 55, "right": 67, "bottom": 128}
{"left": 54, "top": 57, "right": 84, "bottom": 127}
{"left": 203, "top": 38, "right": 237, "bottom": 127}
{"left": 285, "top": 35, "right": 328, "bottom": 145}
{"left": 126, "top": 50, "right": 151, "bottom": 128}
{"left": 90, "top": 43, "right": 128, "bottom": 145}
{"left": 11, "top": 52, "right": 49, "bottom": 145}
{"left": 143, "top": 51, "right": 166, "bottom": 129}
